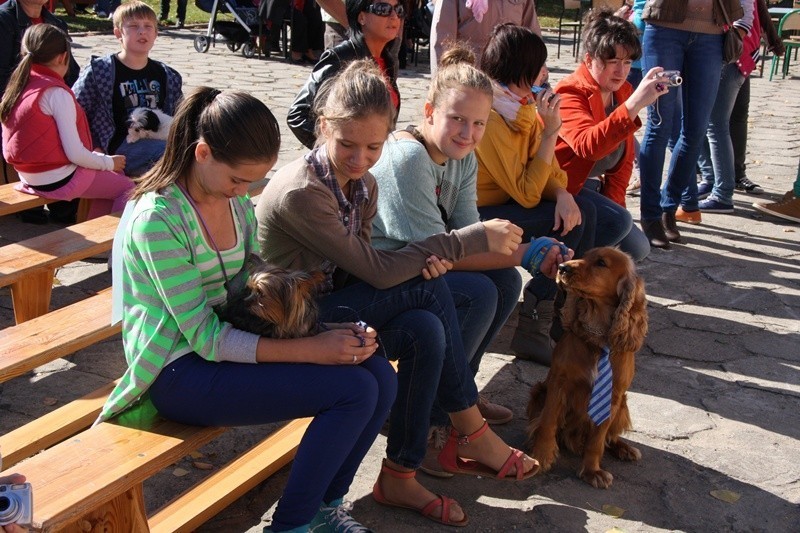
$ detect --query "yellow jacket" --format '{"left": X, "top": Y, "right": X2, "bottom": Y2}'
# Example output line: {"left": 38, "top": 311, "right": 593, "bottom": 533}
{"left": 475, "top": 104, "right": 567, "bottom": 208}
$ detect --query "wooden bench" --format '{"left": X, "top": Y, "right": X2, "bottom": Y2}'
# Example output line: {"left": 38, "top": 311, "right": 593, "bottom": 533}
{"left": 0, "top": 213, "right": 119, "bottom": 323}
{"left": 0, "top": 182, "right": 52, "bottom": 217}
{"left": 0, "top": 286, "right": 312, "bottom": 531}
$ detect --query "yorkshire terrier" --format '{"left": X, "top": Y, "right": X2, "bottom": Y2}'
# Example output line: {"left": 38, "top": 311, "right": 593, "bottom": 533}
{"left": 126, "top": 107, "right": 173, "bottom": 144}
{"left": 215, "top": 254, "right": 326, "bottom": 339}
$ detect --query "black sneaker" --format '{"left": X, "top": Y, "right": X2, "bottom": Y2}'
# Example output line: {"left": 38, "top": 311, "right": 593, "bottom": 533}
{"left": 735, "top": 177, "right": 763, "bottom": 195}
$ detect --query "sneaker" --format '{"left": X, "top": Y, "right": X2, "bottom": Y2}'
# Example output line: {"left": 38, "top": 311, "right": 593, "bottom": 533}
{"left": 698, "top": 197, "right": 735, "bottom": 213}
{"left": 735, "top": 177, "right": 764, "bottom": 195}
{"left": 675, "top": 206, "right": 702, "bottom": 225}
{"left": 697, "top": 181, "right": 713, "bottom": 200}
{"left": 419, "top": 426, "right": 453, "bottom": 478}
{"left": 476, "top": 394, "right": 513, "bottom": 425}
{"left": 626, "top": 175, "right": 641, "bottom": 196}
{"left": 753, "top": 196, "right": 800, "bottom": 223}
{"left": 309, "top": 501, "right": 373, "bottom": 532}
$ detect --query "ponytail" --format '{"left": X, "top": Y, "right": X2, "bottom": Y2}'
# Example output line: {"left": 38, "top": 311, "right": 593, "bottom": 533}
{"left": 0, "top": 24, "right": 70, "bottom": 123}
{"left": 132, "top": 87, "right": 281, "bottom": 200}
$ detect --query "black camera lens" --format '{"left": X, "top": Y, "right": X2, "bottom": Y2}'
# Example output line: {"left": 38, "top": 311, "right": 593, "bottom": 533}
{"left": 0, "top": 496, "right": 9, "bottom": 512}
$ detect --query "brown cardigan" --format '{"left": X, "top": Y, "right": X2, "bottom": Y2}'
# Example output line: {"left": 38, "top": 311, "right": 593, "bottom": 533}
{"left": 255, "top": 157, "right": 489, "bottom": 290}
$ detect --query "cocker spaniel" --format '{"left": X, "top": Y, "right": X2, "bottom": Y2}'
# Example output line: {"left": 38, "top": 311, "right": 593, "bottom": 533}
{"left": 526, "top": 247, "right": 648, "bottom": 488}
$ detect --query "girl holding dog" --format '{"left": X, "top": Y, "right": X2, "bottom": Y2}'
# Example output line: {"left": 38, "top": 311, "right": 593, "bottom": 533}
{"left": 98, "top": 86, "right": 397, "bottom": 533}
{"left": 256, "top": 59, "right": 547, "bottom": 527}
{"left": 0, "top": 24, "right": 133, "bottom": 220}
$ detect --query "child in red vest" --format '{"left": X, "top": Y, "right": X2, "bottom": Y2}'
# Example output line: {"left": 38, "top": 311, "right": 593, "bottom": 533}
{"left": 0, "top": 24, "right": 133, "bottom": 220}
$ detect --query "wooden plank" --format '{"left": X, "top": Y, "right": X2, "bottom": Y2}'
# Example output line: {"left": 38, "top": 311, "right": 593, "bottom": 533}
{"left": 0, "top": 184, "right": 50, "bottom": 217}
{"left": 149, "top": 418, "right": 312, "bottom": 533}
{"left": 0, "top": 381, "right": 118, "bottom": 469}
{"left": 0, "top": 213, "right": 120, "bottom": 288}
{"left": 1, "top": 420, "right": 226, "bottom": 532}
{"left": 0, "top": 289, "right": 119, "bottom": 384}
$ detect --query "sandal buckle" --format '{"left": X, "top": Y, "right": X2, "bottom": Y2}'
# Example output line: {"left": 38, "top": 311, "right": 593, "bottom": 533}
{"left": 456, "top": 434, "right": 471, "bottom": 445}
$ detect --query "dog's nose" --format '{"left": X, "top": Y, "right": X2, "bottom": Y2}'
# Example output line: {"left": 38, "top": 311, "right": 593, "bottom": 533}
{"left": 558, "top": 263, "right": 571, "bottom": 274}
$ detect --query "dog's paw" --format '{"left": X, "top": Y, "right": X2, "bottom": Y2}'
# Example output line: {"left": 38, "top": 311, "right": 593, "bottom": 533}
{"left": 579, "top": 467, "right": 613, "bottom": 489}
{"left": 531, "top": 442, "right": 558, "bottom": 472}
{"left": 608, "top": 440, "right": 641, "bottom": 462}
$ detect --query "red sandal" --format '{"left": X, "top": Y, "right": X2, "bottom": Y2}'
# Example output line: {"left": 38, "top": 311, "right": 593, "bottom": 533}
{"left": 372, "top": 461, "right": 469, "bottom": 527}
{"left": 437, "top": 421, "right": 539, "bottom": 480}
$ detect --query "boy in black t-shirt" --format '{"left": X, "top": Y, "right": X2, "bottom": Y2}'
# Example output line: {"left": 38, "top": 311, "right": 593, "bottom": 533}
{"left": 73, "top": 1, "right": 182, "bottom": 177}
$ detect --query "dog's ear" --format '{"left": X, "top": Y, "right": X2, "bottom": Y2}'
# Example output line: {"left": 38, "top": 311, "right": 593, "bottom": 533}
{"left": 609, "top": 270, "right": 648, "bottom": 354}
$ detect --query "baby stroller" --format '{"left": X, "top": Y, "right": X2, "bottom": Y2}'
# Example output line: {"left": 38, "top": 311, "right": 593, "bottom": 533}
{"left": 193, "top": 0, "right": 264, "bottom": 58}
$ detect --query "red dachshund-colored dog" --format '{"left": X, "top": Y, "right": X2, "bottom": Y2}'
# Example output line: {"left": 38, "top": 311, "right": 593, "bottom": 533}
{"left": 526, "top": 247, "right": 648, "bottom": 488}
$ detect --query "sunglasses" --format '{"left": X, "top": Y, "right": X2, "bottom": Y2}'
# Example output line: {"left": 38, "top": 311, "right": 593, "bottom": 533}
{"left": 365, "top": 2, "right": 406, "bottom": 18}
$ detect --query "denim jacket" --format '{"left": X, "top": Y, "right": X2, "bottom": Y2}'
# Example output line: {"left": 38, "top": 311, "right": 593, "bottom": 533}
{"left": 72, "top": 54, "right": 183, "bottom": 152}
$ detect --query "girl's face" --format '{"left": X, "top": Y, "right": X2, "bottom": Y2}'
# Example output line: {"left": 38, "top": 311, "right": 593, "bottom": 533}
{"left": 424, "top": 87, "right": 492, "bottom": 165}
{"left": 358, "top": 0, "right": 403, "bottom": 47}
{"left": 587, "top": 46, "right": 633, "bottom": 94}
{"left": 321, "top": 114, "right": 390, "bottom": 185}
{"left": 507, "top": 64, "right": 549, "bottom": 100}
{"left": 193, "top": 142, "right": 276, "bottom": 200}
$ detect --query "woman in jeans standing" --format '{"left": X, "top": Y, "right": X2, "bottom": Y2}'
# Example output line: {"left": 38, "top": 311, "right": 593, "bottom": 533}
{"left": 637, "top": 0, "right": 752, "bottom": 249}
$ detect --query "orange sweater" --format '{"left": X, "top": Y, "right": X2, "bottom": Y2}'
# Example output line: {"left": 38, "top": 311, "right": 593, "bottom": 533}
{"left": 554, "top": 63, "right": 641, "bottom": 207}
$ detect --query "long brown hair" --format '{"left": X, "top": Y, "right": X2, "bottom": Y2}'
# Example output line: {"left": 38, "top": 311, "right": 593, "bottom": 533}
{"left": 0, "top": 24, "right": 71, "bottom": 123}
{"left": 131, "top": 87, "right": 281, "bottom": 200}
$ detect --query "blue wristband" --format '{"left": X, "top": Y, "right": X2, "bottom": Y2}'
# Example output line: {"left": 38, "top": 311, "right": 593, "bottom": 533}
{"left": 521, "top": 237, "right": 570, "bottom": 275}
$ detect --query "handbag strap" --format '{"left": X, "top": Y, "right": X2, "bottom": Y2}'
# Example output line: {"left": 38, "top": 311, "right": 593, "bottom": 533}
{"left": 715, "top": 0, "right": 733, "bottom": 28}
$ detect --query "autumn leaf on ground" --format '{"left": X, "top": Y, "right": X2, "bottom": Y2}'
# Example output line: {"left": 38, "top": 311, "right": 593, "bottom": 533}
{"left": 42, "top": 397, "right": 58, "bottom": 406}
{"left": 189, "top": 451, "right": 205, "bottom": 459}
{"left": 710, "top": 489, "right": 741, "bottom": 503}
{"left": 172, "top": 468, "right": 190, "bottom": 477}
{"left": 602, "top": 504, "right": 625, "bottom": 518}
{"left": 193, "top": 461, "right": 214, "bottom": 470}
{"left": 605, "top": 527, "right": 626, "bottom": 533}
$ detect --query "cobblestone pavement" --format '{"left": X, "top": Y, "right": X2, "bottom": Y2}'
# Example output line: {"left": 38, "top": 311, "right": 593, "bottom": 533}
{"left": 1, "top": 28, "right": 799, "bottom": 532}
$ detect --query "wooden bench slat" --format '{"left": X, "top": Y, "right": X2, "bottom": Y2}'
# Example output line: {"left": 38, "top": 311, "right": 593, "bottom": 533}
{"left": 149, "top": 417, "right": 312, "bottom": 533}
{"left": 6, "top": 420, "right": 226, "bottom": 531}
{"left": 0, "top": 213, "right": 120, "bottom": 287}
{"left": 0, "top": 381, "right": 117, "bottom": 469}
{"left": 0, "top": 184, "right": 50, "bottom": 217}
{"left": 0, "top": 289, "right": 119, "bottom": 383}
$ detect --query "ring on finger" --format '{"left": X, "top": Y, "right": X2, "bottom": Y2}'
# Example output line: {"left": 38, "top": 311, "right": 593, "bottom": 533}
{"left": 357, "top": 335, "right": 366, "bottom": 348}
{"left": 352, "top": 354, "right": 358, "bottom": 364}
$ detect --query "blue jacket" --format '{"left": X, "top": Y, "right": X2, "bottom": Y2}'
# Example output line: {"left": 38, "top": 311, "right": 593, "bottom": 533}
{"left": 72, "top": 54, "right": 183, "bottom": 152}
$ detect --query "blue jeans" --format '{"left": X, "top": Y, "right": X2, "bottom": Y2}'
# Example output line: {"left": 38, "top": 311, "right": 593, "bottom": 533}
{"left": 319, "top": 276, "right": 478, "bottom": 470}
{"left": 95, "top": 0, "right": 121, "bottom": 14}
{"left": 697, "top": 62, "right": 746, "bottom": 205}
{"left": 639, "top": 24, "right": 724, "bottom": 221}
{"left": 478, "top": 197, "right": 594, "bottom": 309}
{"left": 580, "top": 181, "right": 650, "bottom": 262}
{"left": 149, "top": 352, "right": 396, "bottom": 531}
{"left": 115, "top": 138, "right": 167, "bottom": 177}
{"left": 430, "top": 268, "right": 522, "bottom": 426}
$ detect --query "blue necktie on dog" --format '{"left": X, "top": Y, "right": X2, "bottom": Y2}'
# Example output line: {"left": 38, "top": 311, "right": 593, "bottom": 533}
{"left": 588, "top": 347, "right": 612, "bottom": 425}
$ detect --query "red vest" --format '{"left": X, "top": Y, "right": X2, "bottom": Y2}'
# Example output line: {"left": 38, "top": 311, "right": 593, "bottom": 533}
{"left": 2, "top": 64, "right": 92, "bottom": 173}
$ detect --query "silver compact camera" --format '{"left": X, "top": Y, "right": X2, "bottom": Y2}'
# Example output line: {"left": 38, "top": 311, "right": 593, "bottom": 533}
{"left": 655, "top": 70, "right": 683, "bottom": 87}
{"left": 0, "top": 482, "right": 33, "bottom": 527}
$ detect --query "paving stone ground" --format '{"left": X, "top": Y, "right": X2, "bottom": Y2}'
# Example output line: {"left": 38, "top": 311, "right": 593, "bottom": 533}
{"left": 1, "top": 28, "right": 799, "bottom": 532}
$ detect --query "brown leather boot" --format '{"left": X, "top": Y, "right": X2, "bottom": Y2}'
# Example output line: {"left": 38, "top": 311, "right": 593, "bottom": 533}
{"left": 661, "top": 211, "right": 681, "bottom": 242}
{"left": 510, "top": 300, "right": 555, "bottom": 366}
{"left": 642, "top": 219, "right": 671, "bottom": 249}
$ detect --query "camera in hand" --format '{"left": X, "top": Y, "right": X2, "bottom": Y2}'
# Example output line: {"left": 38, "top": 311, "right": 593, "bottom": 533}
{"left": 655, "top": 70, "right": 682, "bottom": 87}
{"left": 531, "top": 82, "right": 556, "bottom": 102}
{"left": 0, "top": 483, "right": 33, "bottom": 526}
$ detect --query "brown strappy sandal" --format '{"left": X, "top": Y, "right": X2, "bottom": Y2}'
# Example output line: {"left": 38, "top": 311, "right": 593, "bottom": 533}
{"left": 372, "top": 461, "right": 469, "bottom": 527}
{"left": 437, "top": 421, "right": 539, "bottom": 480}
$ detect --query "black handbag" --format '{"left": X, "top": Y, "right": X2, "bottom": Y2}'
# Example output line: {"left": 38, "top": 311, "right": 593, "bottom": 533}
{"left": 716, "top": 0, "right": 744, "bottom": 63}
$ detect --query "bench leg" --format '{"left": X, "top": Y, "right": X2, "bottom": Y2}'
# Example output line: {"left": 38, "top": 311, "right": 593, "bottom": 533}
{"left": 60, "top": 485, "right": 150, "bottom": 532}
{"left": 11, "top": 269, "right": 55, "bottom": 323}
{"left": 76, "top": 198, "right": 92, "bottom": 223}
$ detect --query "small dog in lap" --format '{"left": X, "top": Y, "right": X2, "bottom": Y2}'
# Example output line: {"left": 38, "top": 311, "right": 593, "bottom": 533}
{"left": 126, "top": 107, "right": 173, "bottom": 144}
{"left": 215, "top": 254, "right": 325, "bottom": 339}
{"left": 526, "top": 247, "right": 648, "bottom": 488}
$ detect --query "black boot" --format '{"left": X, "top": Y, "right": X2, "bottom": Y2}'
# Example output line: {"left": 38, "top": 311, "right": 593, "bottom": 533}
{"left": 661, "top": 211, "right": 681, "bottom": 242}
{"left": 642, "top": 219, "right": 671, "bottom": 249}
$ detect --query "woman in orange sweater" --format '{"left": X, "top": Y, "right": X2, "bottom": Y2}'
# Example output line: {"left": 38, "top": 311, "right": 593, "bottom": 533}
{"left": 554, "top": 10, "right": 667, "bottom": 261}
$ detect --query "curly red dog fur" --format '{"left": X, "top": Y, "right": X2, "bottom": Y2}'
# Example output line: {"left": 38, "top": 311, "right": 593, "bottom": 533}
{"left": 526, "top": 247, "right": 648, "bottom": 488}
